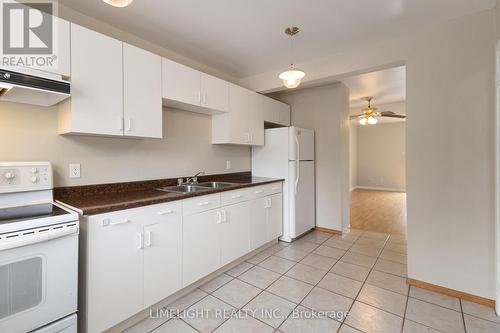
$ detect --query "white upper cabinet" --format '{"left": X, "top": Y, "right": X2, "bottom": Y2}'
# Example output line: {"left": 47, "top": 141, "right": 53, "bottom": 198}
{"left": 261, "top": 95, "right": 290, "bottom": 127}
{"left": 200, "top": 73, "right": 229, "bottom": 112}
{"left": 212, "top": 84, "right": 264, "bottom": 146}
{"left": 123, "top": 43, "right": 162, "bottom": 138}
{"left": 53, "top": 16, "right": 71, "bottom": 77}
{"left": 162, "top": 58, "right": 201, "bottom": 108}
{"left": 162, "top": 59, "right": 229, "bottom": 114}
{"left": 59, "top": 24, "right": 124, "bottom": 136}
{"left": 59, "top": 24, "right": 162, "bottom": 138}
{"left": 0, "top": 16, "right": 70, "bottom": 78}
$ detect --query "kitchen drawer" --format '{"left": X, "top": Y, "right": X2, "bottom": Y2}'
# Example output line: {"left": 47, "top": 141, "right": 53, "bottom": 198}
{"left": 182, "top": 193, "right": 221, "bottom": 215}
{"left": 144, "top": 201, "right": 182, "bottom": 226}
{"left": 220, "top": 188, "right": 249, "bottom": 206}
{"left": 265, "top": 182, "right": 282, "bottom": 195}
{"left": 248, "top": 185, "right": 268, "bottom": 199}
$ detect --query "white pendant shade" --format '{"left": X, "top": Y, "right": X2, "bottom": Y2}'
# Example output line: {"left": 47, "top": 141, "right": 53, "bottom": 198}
{"left": 103, "top": 0, "right": 133, "bottom": 7}
{"left": 279, "top": 67, "right": 306, "bottom": 89}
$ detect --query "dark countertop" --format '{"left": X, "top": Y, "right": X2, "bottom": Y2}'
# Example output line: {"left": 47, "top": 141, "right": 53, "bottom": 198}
{"left": 55, "top": 172, "right": 283, "bottom": 215}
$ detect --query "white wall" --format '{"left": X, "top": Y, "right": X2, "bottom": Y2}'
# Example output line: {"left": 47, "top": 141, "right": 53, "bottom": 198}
{"left": 0, "top": 103, "right": 250, "bottom": 187}
{"left": 349, "top": 123, "right": 357, "bottom": 190}
{"left": 243, "top": 10, "right": 496, "bottom": 299}
{"left": 355, "top": 122, "right": 406, "bottom": 191}
{"left": 271, "top": 82, "right": 350, "bottom": 232}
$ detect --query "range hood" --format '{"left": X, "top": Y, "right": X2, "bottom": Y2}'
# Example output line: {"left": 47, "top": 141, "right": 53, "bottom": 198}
{"left": 0, "top": 68, "right": 70, "bottom": 107}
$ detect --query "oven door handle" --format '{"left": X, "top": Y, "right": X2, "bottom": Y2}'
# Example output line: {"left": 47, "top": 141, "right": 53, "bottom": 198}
{"left": 0, "top": 224, "right": 79, "bottom": 251}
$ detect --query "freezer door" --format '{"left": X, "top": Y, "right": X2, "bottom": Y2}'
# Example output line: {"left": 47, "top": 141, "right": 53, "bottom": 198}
{"left": 288, "top": 161, "right": 315, "bottom": 238}
{"left": 289, "top": 127, "right": 315, "bottom": 161}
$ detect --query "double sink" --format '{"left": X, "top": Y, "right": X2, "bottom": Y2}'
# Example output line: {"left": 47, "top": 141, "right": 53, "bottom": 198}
{"left": 156, "top": 182, "right": 236, "bottom": 193}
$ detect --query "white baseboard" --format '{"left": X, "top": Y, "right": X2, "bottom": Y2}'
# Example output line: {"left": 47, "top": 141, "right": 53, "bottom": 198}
{"left": 352, "top": 185, "right": 406, "bottom": 192}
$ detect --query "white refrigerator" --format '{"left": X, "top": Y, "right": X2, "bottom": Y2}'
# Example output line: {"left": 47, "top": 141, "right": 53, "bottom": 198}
{"left": 252, "top": 126, "right": 315, "bottom": 242}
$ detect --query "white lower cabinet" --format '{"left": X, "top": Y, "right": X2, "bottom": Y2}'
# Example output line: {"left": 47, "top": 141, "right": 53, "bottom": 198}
{"left": 220, "top": 202, "right": 250, "bottom": 266}
{"left": 86, "top": 209, "right": 145, "bottom": 333}
{"left": 249, "top": 197, "right": 268, "bottom": 251}
{"left": 267, "top": 193, "right": 283, "bottom": 241}
{"left": 81, "top": 183, "right": 282, "bottom": 333}
{"left": 182, "top": 209, "right": 222, "bottom": 286}
{"left": 83, "top": 202, "right": 181, "bottom": 333}
{"left": 143, "top": 205, "right": 182, "bottom": 307}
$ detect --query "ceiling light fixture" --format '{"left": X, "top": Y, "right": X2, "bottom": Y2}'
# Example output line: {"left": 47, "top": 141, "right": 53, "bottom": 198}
{"left": 279, "top": 27, "right": 305, "bottom": 89}
{"left": 103, "top": 0, "right": 133, "bottom": 7}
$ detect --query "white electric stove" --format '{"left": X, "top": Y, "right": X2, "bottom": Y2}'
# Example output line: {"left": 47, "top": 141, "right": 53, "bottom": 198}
{"left": 0, "top": 162, "right": 79, "bottom": 333}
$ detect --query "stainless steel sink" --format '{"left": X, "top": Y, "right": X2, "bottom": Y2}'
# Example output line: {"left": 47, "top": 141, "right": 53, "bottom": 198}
{"left": 156, "top": 185, "right": 210, "bottom": 193}
{"left": 197, "top": 182, "right": 236, "bottom": 189}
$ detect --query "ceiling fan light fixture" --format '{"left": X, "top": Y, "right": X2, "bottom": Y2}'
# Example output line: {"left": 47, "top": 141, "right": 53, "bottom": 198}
{"left": 367, "top": 116, "right": 378, "bottom": 125}
{"left": 103, "top": 0, "right": 133, "bottom": 7}
{"left": 359, "top": 117, "right": 368, "bottom": 126}
{"left": 279, "top": 66, "right": 306, "bottom": 89}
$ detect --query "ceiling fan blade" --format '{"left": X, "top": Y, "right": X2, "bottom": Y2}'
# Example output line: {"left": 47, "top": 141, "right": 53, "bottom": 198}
{"left": 381, "top": 114, "right": 406, "bottom": 119}
{"left": 379, "top": 111, "right": 406, "bottom": 118}
{"left": 349, "top": 114, "right": 364, "bottom": 119}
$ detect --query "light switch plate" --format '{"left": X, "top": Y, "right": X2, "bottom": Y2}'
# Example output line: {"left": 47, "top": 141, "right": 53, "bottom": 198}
{"left": 69, "top": 163, "right": 81, "bottom": 178}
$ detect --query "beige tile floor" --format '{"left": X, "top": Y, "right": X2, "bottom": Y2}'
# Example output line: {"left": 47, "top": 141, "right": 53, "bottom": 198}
{"left": 125, "top": 229, "right": 500, "bottom": 333}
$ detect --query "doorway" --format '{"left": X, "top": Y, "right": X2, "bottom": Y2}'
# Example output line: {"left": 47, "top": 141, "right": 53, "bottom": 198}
{"left": 342, "top": 66, "right": 407, "bottom": 236}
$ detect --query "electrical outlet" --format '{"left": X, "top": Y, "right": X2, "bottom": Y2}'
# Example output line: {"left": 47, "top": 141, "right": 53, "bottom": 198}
{"left": 226, "top": 160, "right": 231, "bottom": 170}
{"left": 69, "top": 163, "right": 81, "bottom": 178}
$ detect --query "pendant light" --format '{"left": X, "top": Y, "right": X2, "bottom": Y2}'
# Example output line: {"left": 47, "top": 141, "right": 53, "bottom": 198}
{"left": 103, "top": 0, "right": 133, "bottom": 7}
{"left": 279, "top": 27, "right": 305, "bottom": 89}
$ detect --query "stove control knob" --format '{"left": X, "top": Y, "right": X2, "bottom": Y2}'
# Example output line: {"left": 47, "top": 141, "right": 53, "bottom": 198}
{"left": 4, "top": 172, "right": 14, "bottom": 180}
{"left": 31, "top": 167, "right": 38, "bottom": 173}
{"left": 31, "top": 175, "right": 39, "bottom": 183}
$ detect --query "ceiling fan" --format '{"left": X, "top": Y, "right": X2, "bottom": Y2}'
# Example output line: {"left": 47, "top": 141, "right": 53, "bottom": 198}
{"left": 350, "top": 97, "right": 406, "bottom": 125}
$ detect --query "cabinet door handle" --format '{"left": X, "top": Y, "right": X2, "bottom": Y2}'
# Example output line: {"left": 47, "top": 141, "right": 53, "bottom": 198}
{"left": 245, "top": 132, "right": 250, "bottom": 143}
{"left": 221, "top": 210, "right": 227, "bottom": 222}
{"left": 216, "top": 211, "right": 222, "bottom": 224}
{"left": 137, "top": 233, "right": 144, "bottom": 250}
{"left": 254, "top": 189, "right": 264, "bottom": 194}
{"left": 264, "top": 198, "right": 269, "bottom": 209}
{"left": 197, "top": 91, "right": 202, "bottom": 104}
{"left": 197, "top": 201, "right": 210, "bottom": 206}
{"left": 125, "top": 117, "right": 132, "bottom": 132}
{"left": 268, "top": 198, "right": 272, "bottom": 208}
{"left": 157, "top": 210, "right": 174, "bottom": 215}
{"left": 231, "top": 194, "right": 242, "bottom": 199}
{"left": 144, "top": 231, "right": 152, "bottom": 247}
{"left": 106, "top": 219, "right": 130, "bottom": 226}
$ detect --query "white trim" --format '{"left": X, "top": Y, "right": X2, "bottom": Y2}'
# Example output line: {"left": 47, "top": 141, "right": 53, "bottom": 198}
{"left": 495, "top": 41, "right": 500, "bottom": 316}
{"left": 352, "top": 185, "right": 406, "bottom": 193}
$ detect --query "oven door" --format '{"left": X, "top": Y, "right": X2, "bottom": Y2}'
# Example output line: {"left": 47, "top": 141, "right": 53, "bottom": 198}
{"left": 0, "top": 222, "right": 78, "bottom": 333}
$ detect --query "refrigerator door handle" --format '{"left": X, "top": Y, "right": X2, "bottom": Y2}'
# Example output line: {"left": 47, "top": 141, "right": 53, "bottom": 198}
{"left": 295, "top": 135, "right": 300, "bottom": 161}
{"left": 295, "top": 135, "right": 300, "bottom": 195}
{"left": 295, "top": 161, "right": 300, "bottom": 195}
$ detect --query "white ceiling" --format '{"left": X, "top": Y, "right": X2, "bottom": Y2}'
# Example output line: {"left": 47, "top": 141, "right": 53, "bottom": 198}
{"left": 58, "top": 0, "right": 495, "bottom": 78}
{"left": 342, "top": 66, "right": 406, "bottom": 108}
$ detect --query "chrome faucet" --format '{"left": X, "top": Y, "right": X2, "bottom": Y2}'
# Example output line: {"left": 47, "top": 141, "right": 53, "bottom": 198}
{"left": 178, "top": 171, "right": 205, "bottom": 185}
